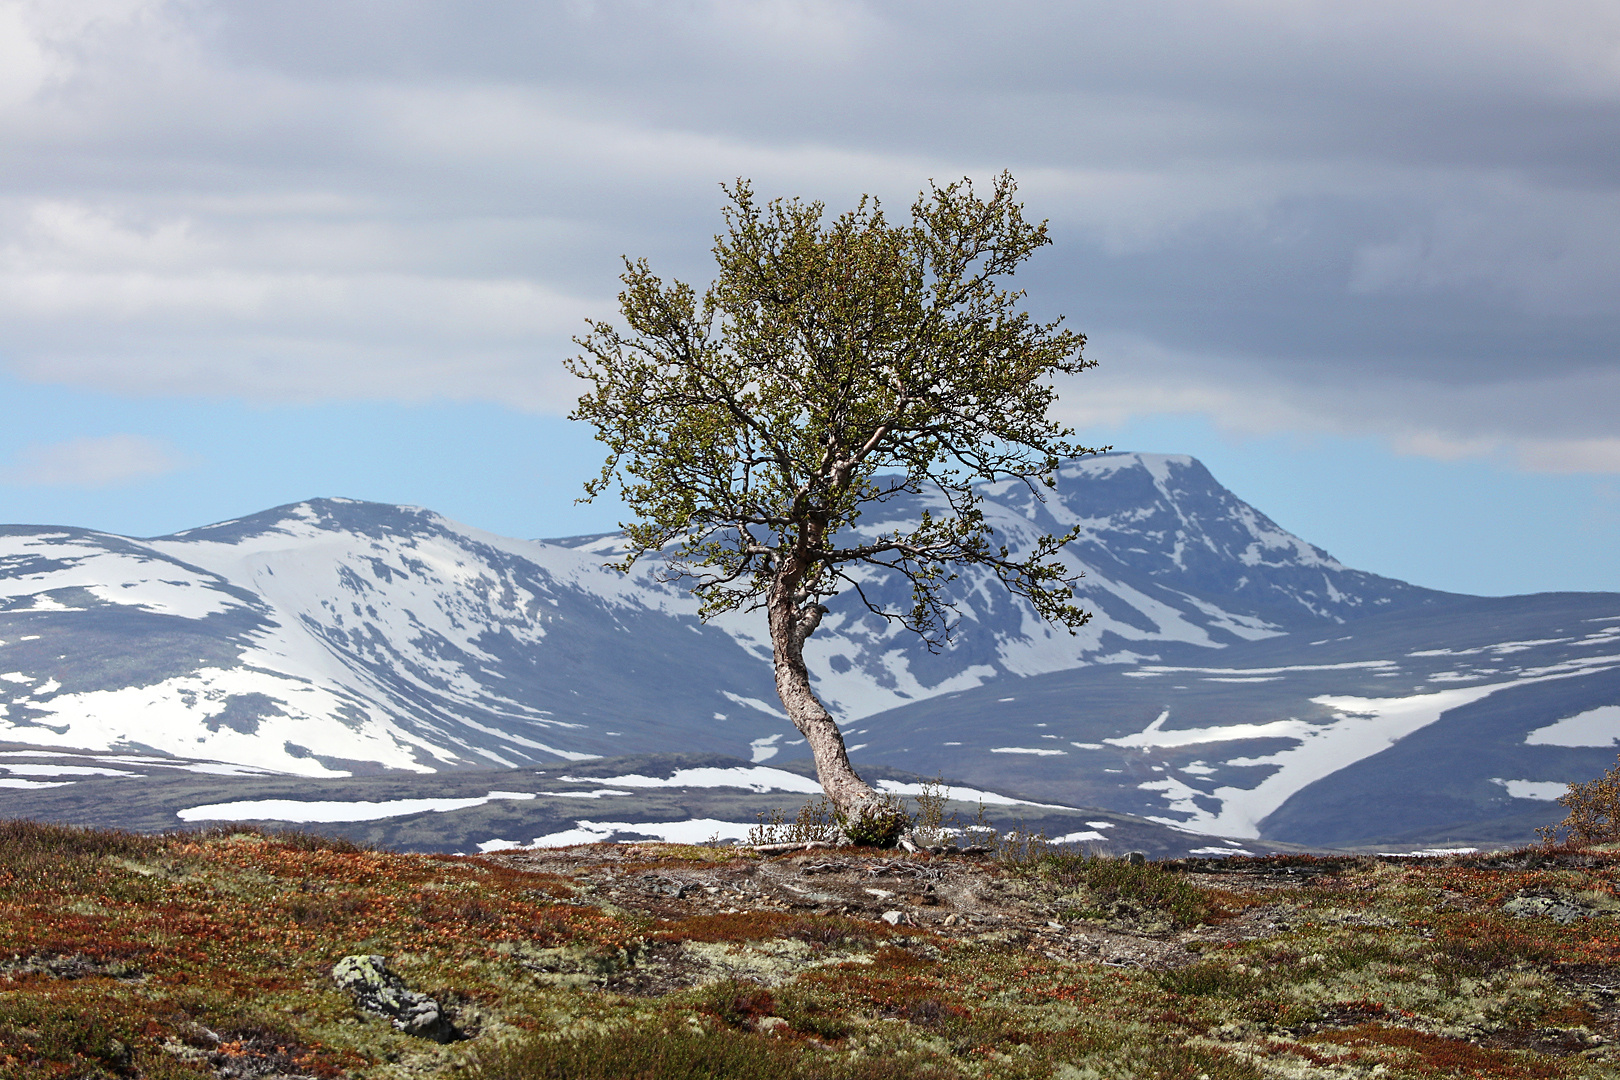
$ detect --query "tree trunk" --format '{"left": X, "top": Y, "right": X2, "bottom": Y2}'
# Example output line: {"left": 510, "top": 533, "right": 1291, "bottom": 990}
{"left": 766, "top": 574, "right": 876, "bottom": 817}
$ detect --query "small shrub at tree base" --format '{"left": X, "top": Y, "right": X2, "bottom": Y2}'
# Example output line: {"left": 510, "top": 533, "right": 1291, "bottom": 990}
{"left": 837, "top": 795, "right": 912, "bottom": 848}
{"left": 961, "top": 799, "right": 1000, "bottom": 850}
{"left": 994, "top": 820, "right": 1052, "bottom": 866}
{"left": 748, "top": 806, "right": 791, "bottom": 847}
{"left": 794, "top": 796, "right": 839, "bottom": 844}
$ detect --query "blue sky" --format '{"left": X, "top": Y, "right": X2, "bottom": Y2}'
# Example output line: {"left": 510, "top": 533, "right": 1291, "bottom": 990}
{"left": 1, "top": 1, "right": 1617, "bottom": 597}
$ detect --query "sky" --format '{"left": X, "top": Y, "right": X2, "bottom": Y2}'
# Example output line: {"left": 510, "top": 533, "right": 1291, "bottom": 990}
{"left": 1, "top": 0, "right": 1618, "bottom": 596}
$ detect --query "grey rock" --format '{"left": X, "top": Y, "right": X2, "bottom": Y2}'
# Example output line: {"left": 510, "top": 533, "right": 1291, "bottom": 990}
{"left": 640, "top": 877, "right": 689, "bottom": 898}
{"left": 331, "top": 954, "right": 459, "bottom": 1043}
{"left": 1503, "top": 895, "right": 1590, "bottom": 925}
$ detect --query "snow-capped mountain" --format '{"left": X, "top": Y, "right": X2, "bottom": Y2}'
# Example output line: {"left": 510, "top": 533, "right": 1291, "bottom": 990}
{"left": 0, "top": 502, "right": 785, "bottom": 775}
{"left": 0, "top": 453, "right": 1443, "bottom": 781}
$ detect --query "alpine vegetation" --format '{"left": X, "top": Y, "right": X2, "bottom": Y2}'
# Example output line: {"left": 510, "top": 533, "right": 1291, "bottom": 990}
{"left": 567, "top": 173, "right": 1102, "bottom": 830}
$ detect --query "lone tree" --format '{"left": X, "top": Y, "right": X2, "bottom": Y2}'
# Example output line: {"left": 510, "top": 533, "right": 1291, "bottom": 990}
{"left": 568, "top": 173, "right": 1102, "bottom": 830}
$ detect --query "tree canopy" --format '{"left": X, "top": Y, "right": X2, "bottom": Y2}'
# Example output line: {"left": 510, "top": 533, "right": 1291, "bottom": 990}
{"left": 568, "top": 172, "right": 1103, "bottom": 823}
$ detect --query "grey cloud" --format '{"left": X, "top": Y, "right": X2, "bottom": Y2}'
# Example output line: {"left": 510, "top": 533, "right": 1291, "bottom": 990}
{"left": 1, "top": 0, "right": 1618, "bottom": 468}
{"left": 1060, "top": 335, "right": 1620, "bottom": 472}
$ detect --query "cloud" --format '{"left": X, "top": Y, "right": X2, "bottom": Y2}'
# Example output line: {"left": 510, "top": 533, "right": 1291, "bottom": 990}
{"left": 0, "top": 434, "right": 191, "bottom": 487}
{"left": 0, "top": 0, "right": 1617, "bottom": 467}
{"left": 1512, "top": 438, "right": 1620, "bottom": 475}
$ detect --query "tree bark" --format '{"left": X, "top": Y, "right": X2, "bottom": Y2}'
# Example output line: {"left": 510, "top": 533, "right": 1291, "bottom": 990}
{"left": 767, "top": 571, "right": 876, "bottom": 817}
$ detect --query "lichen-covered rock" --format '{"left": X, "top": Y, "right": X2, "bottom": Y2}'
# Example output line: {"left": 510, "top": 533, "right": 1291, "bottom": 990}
{"left": 1502, "top": 894, "right": 1590, "bottom": 924}
{"left": 331, "top": 954, "right": 459, "bottom": 1043}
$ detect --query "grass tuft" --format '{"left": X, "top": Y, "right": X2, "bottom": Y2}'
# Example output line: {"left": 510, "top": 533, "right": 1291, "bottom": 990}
{"left": 1035, "top": 852, "right": 1226, "bottom": 928}
{"left": 470, "top": 1023, "right": 966, "bottom": 1080}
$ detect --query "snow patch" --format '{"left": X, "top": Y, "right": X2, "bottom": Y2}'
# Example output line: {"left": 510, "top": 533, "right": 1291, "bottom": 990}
{"left": 749, "top": 734, "right": 784, "bottom": 762}
{"left": 560, "top": 766, "right": 824, "bottom": 795}
{"left": 480, "top": 818, "right": 756, "bottom": 849}
{"left": 1130, "top": 683, "right": 1513, "bottom": 837}
{"left": 873, "top": 779, "right": 1070, "bottom": 809}
{"left": 1106, "top": 712, "right": 1317, "bottom": 750}
{"left": 0, "top": 667, "right": 439, "bottom": 777}
{"left": 0, "top": 764, "right": 135, "bottom": 777}
{"left": 1492, "top": 778, "right": 1569, "bottom": 801}
{"left": 540, "top": 789, "right": 632, "bottom": 798}
{"left": 1525, "top": 706, "right": 1620, "bottom": 747}
{"left": 721, "top": 692, "right": 789, "bottom": 721}
{"left": 177, "top": 791, "right": 539, "bottom": 823}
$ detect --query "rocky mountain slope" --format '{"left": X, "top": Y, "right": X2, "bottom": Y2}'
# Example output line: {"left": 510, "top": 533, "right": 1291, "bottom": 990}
{"left": 848, "top": 592, "right": 1620, "bottom": 848}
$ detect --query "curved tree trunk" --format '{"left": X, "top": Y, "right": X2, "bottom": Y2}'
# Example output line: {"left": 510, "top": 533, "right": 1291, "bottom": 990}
{"left": 766, "top": 575, "right": 876, "bottom": 817}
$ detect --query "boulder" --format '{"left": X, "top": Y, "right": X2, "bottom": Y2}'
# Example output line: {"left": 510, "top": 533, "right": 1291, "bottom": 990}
{"left": 1502, "top": 894, "right": 1590, "bottom": 925}
{"left": 331, "top": 954, "right": 459, "bottom": 1043}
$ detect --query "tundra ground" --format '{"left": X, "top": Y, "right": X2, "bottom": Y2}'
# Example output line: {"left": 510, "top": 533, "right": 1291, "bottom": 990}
{"left": 3, "top": 821, "right": 1619, "bottom": 1078}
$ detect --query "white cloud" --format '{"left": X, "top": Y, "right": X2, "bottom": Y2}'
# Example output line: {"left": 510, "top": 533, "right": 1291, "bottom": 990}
{"left": 0, "top": 434, "right": 190, "bottom": 487}
{"left": 0, "top": 2, "right": 55, "bottom": 108}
